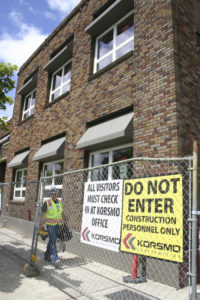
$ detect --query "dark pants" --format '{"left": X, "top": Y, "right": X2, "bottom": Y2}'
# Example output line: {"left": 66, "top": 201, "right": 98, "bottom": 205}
{"left": 44, "top": 224, "right": 60, "bottom": 263}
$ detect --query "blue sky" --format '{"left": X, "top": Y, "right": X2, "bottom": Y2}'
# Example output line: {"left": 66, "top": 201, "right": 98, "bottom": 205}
{"left": 0, "top": 0, "right": 80, "bottom": 120}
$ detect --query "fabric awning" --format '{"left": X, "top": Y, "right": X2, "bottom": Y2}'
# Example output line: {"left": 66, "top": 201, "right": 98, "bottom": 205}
{"left": 8, "top": 151, "right": 29, "bottom": 168}
{"left": 43, "top": 40, "right": 73, "bottom": 73}
{"left": 0, "top": 134, "right": 10, "bottom": 145}
{"left": 17, "top": 74, "right": 37, "bottom": 96}
{"left": 33, "top": 137, "right": 65, "bottom": 162}
{"left": 76, "top": 112, "right": 133, "bottom": 151}
{"left": 85, "top": 0, "right": 134, "bottom": 36}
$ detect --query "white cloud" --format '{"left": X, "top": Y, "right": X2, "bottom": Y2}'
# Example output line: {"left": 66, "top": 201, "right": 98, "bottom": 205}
{"left": 44, "top": 11, "right": 57, "bottom": 21}
{"left": 19, "top": 0, "right": 37, "bottom": 14}
{"left": 28, "top": 6, "right": 36, "bottom": 14}
{"left": 46, "top": 0, "right": 80, "bottom": 15}
{"left": 0, "top": 11, "right": 47, "bottom": 119}
{"left": 0, "top": 11, "right": 47, "bottom": 68}
{"left": 9, "top": 11, "right": 25, "bottom": 30}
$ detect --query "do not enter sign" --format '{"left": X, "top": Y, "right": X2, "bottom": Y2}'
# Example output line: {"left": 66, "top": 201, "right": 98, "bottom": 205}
{"left": 120, "top": 174, "right": 183, "bottom": 262}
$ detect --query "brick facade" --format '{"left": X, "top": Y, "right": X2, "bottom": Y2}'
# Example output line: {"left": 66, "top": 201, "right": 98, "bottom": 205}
{"left": 1, "top": 0, "right": 200, "bottom": 219}
{"left": 0, "top": 126, "right": 10, "bottom": 182}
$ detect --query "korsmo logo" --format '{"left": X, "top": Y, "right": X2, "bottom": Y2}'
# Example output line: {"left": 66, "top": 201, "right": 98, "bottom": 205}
{"left": 123, "top": 233, "right": 136, "bottom": 250}
{"left": 82, "top": 227, "right": 90, "bottom": 241}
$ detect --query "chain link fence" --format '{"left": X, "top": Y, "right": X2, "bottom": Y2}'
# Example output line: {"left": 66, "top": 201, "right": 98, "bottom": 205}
{"left": 0, "top": 155, "right": 198, "bottom": 299}
{"left": 28, "top": 155, "right": 197, "bottom": 300}
{"left": 0, "top": 180, "right": 40, "bottom": 222}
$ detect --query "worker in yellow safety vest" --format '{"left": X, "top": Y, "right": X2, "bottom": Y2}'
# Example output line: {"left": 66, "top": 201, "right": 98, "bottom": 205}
{"left": 40, "top": 188, "right": 65, "bottom": 268}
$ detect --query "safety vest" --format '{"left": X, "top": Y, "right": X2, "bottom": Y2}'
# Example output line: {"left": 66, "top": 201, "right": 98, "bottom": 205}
{"left": 45, "top": 198, "right": 63, "bottom": 226}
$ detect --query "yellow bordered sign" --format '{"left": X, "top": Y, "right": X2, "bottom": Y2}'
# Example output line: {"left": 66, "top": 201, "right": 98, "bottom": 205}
{"left": 120, "top": 174, "right": 183, "bottom": 262}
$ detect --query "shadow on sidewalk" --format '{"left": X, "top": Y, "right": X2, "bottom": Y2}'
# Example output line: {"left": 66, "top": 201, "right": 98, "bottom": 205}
{"left": 0, "top": 243, "right": 83, "bottom": 299}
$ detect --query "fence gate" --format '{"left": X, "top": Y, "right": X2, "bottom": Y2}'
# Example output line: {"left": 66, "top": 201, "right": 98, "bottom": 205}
{"left": 30, "top": 153, "right": 198, "bottom": 300}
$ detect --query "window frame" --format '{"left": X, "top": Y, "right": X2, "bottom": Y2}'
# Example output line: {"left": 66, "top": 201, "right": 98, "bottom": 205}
{"left": 22, "top": 89, "right": 36, "bottom": 121}
{"left": 49, "top": 59, "right": 72, "bottom": 103}
{"left": 93, "top": 10, "right": 134, "bottom": 73}
{"left": 42, "top": 159, "right": 64, "bottom": 190}
{"left": 14, "top": 168, "right": 27, "bottom": 200}
{"left": 88, "top": 143, "right": 133, "bottom": 181}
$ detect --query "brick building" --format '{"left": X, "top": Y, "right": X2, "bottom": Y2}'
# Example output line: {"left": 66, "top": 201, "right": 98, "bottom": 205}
{"left": 0, "top": 126, "right": 10, "bottom": 214}
{"left": 0, "top": 0, "right": 200, "bottom": 286}
{"left": 0, "top": 129, "right": 10, "bottom": 182}
{"left": 1, "top": 0, "right": 199, "bottom": 217}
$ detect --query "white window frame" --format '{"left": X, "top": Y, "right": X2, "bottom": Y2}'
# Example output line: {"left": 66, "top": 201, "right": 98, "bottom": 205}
{"left": 22, "top": 89, "right": 36, "bottom": 121}
{"left": 14, "top": 168, "right": 27, "bottom": 200}
{"left": 88, "top": 143, "right": 133, "bottom": 181}
{"left": 42, "top": 159, "right": 64, "bottom": 190}
{"left": 49, "top": 59, "right": 72, "bottom": 103}
{"left": 94, "top": 10, "right": 134, "bottom": 73}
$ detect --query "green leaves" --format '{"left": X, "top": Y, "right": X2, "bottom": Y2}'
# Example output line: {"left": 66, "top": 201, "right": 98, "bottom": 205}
{"left": 0, "top": 117, "right": 9, "bottom": 131}
{"left": 0, "top": 62, "right": 18, "bottom": 130}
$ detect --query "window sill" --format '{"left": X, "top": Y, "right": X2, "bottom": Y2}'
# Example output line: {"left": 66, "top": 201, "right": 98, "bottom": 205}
{"left": 9, "top": 199, "right": 25, "bottom": 205}
{"left": 45, "top": 91, "right": 70, "bottom": 109}
{"left": 88, "top": 50, "right": 134, "bottom": 81}
{"left": 18, "top": 114, "right": 34, "bottom": 126}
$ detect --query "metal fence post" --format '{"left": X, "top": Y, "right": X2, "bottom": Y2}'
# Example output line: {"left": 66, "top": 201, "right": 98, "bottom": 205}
{"left": 28, "top": 178, "right": 44, "bottom": 266}
{"left": 191, "top": 141, "right": 198, "bottom": 300}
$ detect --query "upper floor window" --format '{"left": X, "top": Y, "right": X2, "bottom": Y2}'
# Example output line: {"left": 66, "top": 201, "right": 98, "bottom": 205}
{"left": 49, "top": 60, "right": 71, "bottom": 102}
{"left": 14, "top": 168, "right": 27, "bottom": 199}
{"left": 94, "top": 12, "right": 134, "bottom": 73}
{"left": 43, "top": 38, "right": 73, "bottom": 104}
{"left": 85, "top": 0, "right": 134, "bottom": 73}
{"left": 22, "top": 89, "right": 36, "bottom": 120}
{"left": 17, "top": 71, "right": 37, "bottom": 121}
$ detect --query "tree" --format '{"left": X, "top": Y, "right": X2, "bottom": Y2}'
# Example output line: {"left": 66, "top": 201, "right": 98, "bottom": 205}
{"left": 0, "top": 62, "right": 18, "bottom": 130}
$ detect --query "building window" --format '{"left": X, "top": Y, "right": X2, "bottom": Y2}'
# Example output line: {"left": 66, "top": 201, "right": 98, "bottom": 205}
{"left": 94, "top": 12, "right": 134, "bottom": 73}
{"left": 42, "top": 160, "right": 64, "bottom": 196}
{"left": 14, "top": 168, "right": 27, "bottom": 199}
{"left": 49, "top": 61, "right": 71, "bottom": 102}
{"left": 22, "top": 89, "right": 36, "bottom": 120}
{"left": 89, "top": 144, "right": 133, "bottom": 181}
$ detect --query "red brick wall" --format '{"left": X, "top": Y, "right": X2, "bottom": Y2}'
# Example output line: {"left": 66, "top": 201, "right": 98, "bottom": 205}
{"left": 133, "top": 0, "right": 178, "bottom": 157}
{"left": 172, "top": 0, "right": 200, "bottom": 155}
{"left": 172, "top": 0, "right": 200, "bottom": 213}
{"left": 2, "top": 0, "right": 199, "bottom": 219}
{"left": 0, "top": 123, "right": 11, "bottom": 183}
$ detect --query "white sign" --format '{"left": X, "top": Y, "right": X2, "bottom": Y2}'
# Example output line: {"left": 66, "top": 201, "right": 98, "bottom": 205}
{"left": 81, "top": 180, "right": 123, "bottom": 252}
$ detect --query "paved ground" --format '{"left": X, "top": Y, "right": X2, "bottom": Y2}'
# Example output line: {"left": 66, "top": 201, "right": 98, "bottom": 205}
{"left": 0, "top": 227, "right": 199, "bottom": 300}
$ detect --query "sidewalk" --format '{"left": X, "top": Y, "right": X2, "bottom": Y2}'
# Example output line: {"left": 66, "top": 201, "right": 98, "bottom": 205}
{"left": 0, "top": 228, "right": 78, "bottom": 300}
{"left": 0, "top": 227, "right": 197, "bottom": 300}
